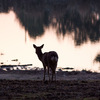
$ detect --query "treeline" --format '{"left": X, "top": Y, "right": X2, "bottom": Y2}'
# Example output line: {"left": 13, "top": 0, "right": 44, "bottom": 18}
{"left": 0, "top": 0, "right": 100, "bottom": 46}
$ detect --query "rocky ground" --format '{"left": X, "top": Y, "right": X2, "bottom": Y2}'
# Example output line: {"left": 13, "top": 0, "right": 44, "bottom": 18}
{"left": 0, "top": 70, "right": 100, "bottom": 100}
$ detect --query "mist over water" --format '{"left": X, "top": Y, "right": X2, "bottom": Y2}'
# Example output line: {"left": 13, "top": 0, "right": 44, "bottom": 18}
{"left": 0, "top": 0, "right": 100, "bottom": 72}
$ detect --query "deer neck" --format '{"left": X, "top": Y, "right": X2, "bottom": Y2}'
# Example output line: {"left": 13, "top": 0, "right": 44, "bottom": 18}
{"left": 36, "top": 50, "right": 43, "bottom": 61}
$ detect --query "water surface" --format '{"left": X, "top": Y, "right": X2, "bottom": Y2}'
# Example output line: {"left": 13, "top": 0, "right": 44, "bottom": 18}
{"left": 0, "top": 0, "right": 100, "bottom": 72}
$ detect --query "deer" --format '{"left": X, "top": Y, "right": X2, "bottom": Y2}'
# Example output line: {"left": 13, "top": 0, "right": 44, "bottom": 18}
{"left": 33, "top": 44, "right": 58, "bottom": 82}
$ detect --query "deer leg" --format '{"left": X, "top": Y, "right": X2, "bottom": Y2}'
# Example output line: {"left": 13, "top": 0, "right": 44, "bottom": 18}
{"left": 55, "top": 73, "right": 56, "bottom": 82}
{"left": 52, "top": 73, "right": 54, "bottom": 81}
{"left": 48, "top": 67, "right": 50, "bottom": 81}
{"left": 52, "top": 73, "right": 57, "bottom": 82}
{"left": 43, "top": 65, "right": 46, "bottom": 81}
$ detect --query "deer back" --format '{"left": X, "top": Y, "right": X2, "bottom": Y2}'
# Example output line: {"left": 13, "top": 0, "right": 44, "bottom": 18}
{"left": 42, "top": 51, "right": 58, "bottom": 69}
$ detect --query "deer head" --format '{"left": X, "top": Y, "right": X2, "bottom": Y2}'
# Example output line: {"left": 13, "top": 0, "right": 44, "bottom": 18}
{"left": 33, "top": 44, "right": 44, "bottom": 61}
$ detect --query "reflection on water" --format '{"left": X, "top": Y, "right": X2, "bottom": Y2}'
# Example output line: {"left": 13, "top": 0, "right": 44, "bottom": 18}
{"left": 0, "top": 0, "right": 100, "bottom": 72}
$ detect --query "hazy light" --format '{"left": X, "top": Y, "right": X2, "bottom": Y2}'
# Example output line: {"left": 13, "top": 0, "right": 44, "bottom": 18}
{"left": 31, "top": 26, "right": 100, "bottom": 72}
{"left": 0, "top": 11, "right": 100, "bottom": 72}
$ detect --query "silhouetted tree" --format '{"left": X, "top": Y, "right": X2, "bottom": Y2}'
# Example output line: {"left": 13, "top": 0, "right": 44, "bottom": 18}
{"left": 94, "top": 54, "right": 100, "bottom": 63}
{"left": 0, "top": 0, "right": 100, "bottom": 45}
{"left": 94, "top": 54, "right": 100, "bottom": 70}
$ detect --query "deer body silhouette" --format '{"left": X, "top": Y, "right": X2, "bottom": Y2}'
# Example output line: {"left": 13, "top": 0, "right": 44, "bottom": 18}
{"left": 33, "top": 44, "right": 58, "bottom": 81}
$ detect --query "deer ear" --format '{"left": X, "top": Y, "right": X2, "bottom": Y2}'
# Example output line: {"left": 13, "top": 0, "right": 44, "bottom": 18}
{"left": 33, "top": 44, "right": 36, "bottom": 48}
{"left": 41, "top": 44, "right": 44, "bottom": 48}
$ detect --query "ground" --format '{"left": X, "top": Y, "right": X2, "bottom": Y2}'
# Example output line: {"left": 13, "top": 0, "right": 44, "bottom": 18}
{"left": 0, "top": 70, "right": 100, "bottom": 100}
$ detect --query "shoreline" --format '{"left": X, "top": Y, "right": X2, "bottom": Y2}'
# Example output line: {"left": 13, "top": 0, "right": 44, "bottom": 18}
{"left": 0, "top": 70, "right": 100, "bottom": 81}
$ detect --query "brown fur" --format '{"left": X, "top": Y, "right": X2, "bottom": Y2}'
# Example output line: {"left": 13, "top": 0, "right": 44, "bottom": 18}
{"left": 33, "top": 44, "right": 58, "bottom": 81}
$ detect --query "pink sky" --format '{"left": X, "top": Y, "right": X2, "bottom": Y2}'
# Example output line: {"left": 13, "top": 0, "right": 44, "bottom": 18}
{"left": 0, "top": 10, "right": 100, "bottom": 72}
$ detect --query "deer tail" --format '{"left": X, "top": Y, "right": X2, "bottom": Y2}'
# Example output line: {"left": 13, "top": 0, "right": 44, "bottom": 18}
{"left": 51, "top": 56, "right": 58, "bottom": 62}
